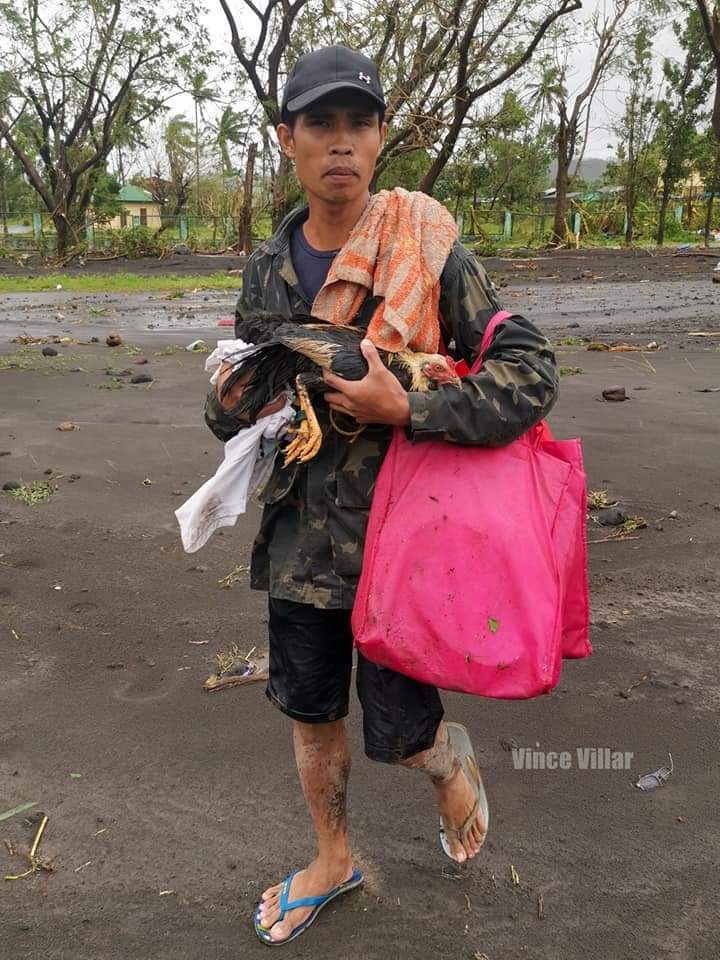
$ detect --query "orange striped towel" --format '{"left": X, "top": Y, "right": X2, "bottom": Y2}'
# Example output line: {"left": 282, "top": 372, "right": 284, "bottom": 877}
{"left": 311, "top": 187, "right": 458, "bottom": 353}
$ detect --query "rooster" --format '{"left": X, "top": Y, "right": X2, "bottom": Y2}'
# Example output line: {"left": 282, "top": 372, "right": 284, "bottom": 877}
{"left": 220, "top": 315, "right": 462, "bottom": 465}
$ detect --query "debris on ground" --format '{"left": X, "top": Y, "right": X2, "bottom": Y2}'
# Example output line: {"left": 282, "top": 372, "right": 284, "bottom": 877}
{"left": 587, "top": 490, "right": 616, "bottom": 510}
{"left": 186, "top": 339, "right": 209, "bottom": 352}
{"left": 105, "top": 333, "right": 123, "bottom": 347}
{"left": 636, "top": 754, "right": 674, "bottom": 791}
{"left": 602, "top": 386, "right": 627, "bottom": 402}
{"left": 559, "top": 366, "right": 583, "bottom": 377}
{"left": 0, "top": 802, "right": 37, "bottom": 824}
{"left": 57, "top": 421, "right": 78, "bottom": 431}
{"left": 203, "top": 645, "right": 270, "bottom": 692}
{"left": 4, "top": 479, "right": 58, "bottom": 504}
{"left": 4, "top": 814, "right": 53, "bottom": 881}
{"left": 130, "top": 373, "right": 153, "bottom": 384}
{"left": 596, "top": 507, "right": 627, "bottom": 526}
{"left": 217, "top": 562, "right": 250, "bottom": 588}
{"left": 510, "top": 864, "right": 520, "bottom": 886}
{"left": 41, "top": 346, "right": 59, "bottom": 357}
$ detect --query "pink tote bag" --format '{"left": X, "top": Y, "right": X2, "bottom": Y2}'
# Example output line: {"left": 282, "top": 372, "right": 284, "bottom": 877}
{"left": 352, "top": 312, "right": 590, "bottom": 699}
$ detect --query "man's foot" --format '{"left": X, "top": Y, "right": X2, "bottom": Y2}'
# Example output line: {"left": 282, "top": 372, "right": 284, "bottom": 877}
{"left": 434, "top": 757, "right": 487, "bottom": 864}
{"left": 257, "top": 857, "right": 355, "bottom": 943}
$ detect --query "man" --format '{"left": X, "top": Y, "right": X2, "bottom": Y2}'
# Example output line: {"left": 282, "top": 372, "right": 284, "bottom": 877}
{"left": 205, "top": 45, "right": 558, "bottom": 946}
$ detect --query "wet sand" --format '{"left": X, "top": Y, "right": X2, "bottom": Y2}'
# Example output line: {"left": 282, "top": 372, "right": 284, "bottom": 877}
{"left": 1, "top": 261, "right": 719, "bottom": 959}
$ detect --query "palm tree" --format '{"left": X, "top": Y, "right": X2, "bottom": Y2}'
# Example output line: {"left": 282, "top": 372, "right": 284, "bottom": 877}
{"left": 188, "top": 71, "right": 219, "bottom": 214}
{"left": 212, "top": 106, "right": 248, "bottom": 177}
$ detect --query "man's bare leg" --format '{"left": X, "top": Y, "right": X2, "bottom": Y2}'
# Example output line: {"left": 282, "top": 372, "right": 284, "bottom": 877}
{"left": 401, "top": 720, "right": 486, "bottom": 863}
{"left": 258, "top": 719, "right": 355, "bottom": 942}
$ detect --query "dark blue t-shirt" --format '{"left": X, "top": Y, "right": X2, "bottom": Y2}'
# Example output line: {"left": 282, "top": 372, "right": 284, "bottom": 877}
{"left": 290, "top": 225, "right": 339, "bottom": 307}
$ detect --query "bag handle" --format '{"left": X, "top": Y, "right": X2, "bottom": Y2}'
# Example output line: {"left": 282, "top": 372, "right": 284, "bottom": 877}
{"left": 469, "top": 310, "right": 514, "bottom": 376}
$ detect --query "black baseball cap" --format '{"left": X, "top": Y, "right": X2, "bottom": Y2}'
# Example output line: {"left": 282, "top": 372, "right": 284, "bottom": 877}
{"left": 280, "top": 45, "right": 385, "bottom": 118}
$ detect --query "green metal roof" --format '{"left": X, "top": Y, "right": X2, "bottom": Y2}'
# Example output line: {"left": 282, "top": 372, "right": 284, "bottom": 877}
{"left": 118, "top": 185, "right": 155, "bottom": 203}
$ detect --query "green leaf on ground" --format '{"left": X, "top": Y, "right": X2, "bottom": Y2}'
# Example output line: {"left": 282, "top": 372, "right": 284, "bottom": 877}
{"left": 488, "top": 617, "right": 499, "bottom": 634}
{"left": 0, "top": 802, "right": 37, "bottom": 823}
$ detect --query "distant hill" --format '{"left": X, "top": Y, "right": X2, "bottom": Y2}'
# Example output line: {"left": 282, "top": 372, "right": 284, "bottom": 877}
{"left": 547, "top": 157, "right": 609, "bottom": 185}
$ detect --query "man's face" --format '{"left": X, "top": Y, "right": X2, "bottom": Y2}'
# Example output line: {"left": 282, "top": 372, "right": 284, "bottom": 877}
{"left": 277, "top": 93, "right": 386, "bottom": 206}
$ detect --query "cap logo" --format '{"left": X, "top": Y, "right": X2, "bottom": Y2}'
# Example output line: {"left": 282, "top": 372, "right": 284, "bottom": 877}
{"left": 359, "top": 72, "right": 371, "bottom": 85}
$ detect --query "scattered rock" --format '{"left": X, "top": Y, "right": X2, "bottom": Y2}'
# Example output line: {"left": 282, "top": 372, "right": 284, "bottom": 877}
{"left": 133, "top": 357, "right": 149, "bottom": 365}
{"left": 0, "top": 451, "right": 11, "bottom": 456}
{"left": 187, "top": 564, "right": 208, "bottom": 573}
{"left": 41, "top": 346, "right": 59, "bottom": 357}
{"left": 674, "top": 696, "right": 688, "bottom": 705}
{"left": 173, "top": 242, "right": 192, "bottom": 256}
{"left": 602, "top": 385, "right": 627, "bottom": 402}
{"left": 70, "top": 474, "right": 81, "bottom": 480}
{"left": 597, "top": 507, "right": 627, "bottom": 527}
{"left": 171, "top": 490, "right": 182, "bottom": 496}
{"left": 130, "top": 373, "right": 153, "bottom": 384}
{"left": 2, "top": 480, "right": 21, "bottom": 491}
{"left": 106, "top": 333, "right": 123, "bottom": 347}
{"left": 106, "top": 663, "right": 125, "bottom": 670}
{"left": 43, "top": 468, "right": 53, "bottom": 475}
{"left": 69, "top": 367, "right": 84, "bottom": 373}
{"left": 105, "top": 368, "right": 132, "bottom": 377}
{"left": 91, "top": 336, "right": 99, "bottom": 343}
{"left": 668, "top": 510, "right": 678, "bottom": 519}
{"left": 646, "top": 341, "right": 658, "bottom": 350}
{"left": 655, "top": 522, "right": 664, "bottom": 532}
{"left": 57, "top": 421, "right": 79, "bottom": 431}
{"left": 567, "top": 322, "right": 580, "bottom": 328}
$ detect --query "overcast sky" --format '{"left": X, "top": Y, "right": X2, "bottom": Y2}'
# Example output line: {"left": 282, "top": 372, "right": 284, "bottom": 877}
{"left": 190, "top": 0, "right": 684, "bottom": 159}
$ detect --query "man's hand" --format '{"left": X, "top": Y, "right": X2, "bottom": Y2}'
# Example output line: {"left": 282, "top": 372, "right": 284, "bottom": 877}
{"left": 216, "top": 361, "right": 285, "bottom": 421}
{"left": 323, "top": 339, "right": 411, "bottom": 427}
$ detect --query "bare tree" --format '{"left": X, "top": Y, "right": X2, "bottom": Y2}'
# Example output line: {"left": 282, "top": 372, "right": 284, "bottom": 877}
{"left": 0, "top": 0, "right": 206, "bottom": 254}
{"left": 696, "top": 0, "right": 720, "bottom": 137}
{"left": 218, "top": 0, "right": 583, "bottom": 224}
{"left": 544, "top": 0, "right": 634, "bottom": 243}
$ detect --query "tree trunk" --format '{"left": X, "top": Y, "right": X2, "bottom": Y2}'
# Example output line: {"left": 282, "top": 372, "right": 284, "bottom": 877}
{"left": 194, "top": 100, "right": 201, "bottom": 217}
{"left": 54, "top": 213, "right": 71, "bottom": 255}
{"left": 271, "top": 152, "right": 291, "bottom": 232}
{"left": 625, "top": 188, "right": 635, "bottom": 245}
{"left": 704, "top": 191, "right": 715, "bottom": 246}
{"left": 552, "top": 119, "right": 571, "bottom": 243}
{"left": 239, "top": 141, "right": 257, "bottom": 255}
{"left": 0, "top": 161, "right": 8, "bottom": 237}
{"left": 656, "top": 183, "right": 671, "bottom": 246}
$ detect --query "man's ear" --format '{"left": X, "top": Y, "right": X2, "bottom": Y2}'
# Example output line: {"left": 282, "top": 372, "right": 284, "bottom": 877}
{"left": 277, "top": 122, "right": 295, "bottom": 160}
{"left": 378, "top": 120, "right": 388, "bottom": 157}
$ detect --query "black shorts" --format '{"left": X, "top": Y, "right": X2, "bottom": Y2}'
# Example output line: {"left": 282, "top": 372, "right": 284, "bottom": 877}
{"left": 267, "top": 597, "right": 444, "bottom": 764}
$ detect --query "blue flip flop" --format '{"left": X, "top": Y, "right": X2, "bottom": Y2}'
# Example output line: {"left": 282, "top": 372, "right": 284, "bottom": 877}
{"left": 439, "top": 721, "right": 489, "bottom": 861}
{"left": 254, "top": 867, "right": 364, "bottom": 946}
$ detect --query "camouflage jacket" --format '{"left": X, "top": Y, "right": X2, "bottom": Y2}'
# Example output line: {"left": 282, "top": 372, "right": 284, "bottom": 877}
{"left": 205, "top": 205, "right": 559, "bottom": 609}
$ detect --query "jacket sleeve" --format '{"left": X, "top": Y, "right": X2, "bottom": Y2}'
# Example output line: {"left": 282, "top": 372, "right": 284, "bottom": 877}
{"left": 203, "top": 261, "right": 257, "bottom": 442}
{"left": 407, "top": 242, "right": 559, "bottom": 446}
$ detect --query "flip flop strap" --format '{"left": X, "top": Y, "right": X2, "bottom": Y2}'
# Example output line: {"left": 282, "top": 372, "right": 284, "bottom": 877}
{"left": 278, "top": 872, "right": 350, "bottom": 918}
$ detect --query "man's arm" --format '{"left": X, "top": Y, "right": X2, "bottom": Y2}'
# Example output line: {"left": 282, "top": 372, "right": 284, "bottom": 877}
{"left": 203, "top": 260, "right": 255, "bottom": 442}
{"left": 406, "top": 243, "right": 559, "bottom": 446}
{"left": 204, "top": 258, "right": 284, "bottom": 442}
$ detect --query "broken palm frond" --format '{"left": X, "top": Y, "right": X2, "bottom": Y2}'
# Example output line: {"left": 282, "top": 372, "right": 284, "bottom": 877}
{"left": 0, "top": 801, "right": 37, "bottom": 824}
{"left": 217, "top": 563, "right": 250, "bottom": 588}
{"left": 589, "top": 515, "right": 646, "bottom": 544}
{"left": 4, "top": 815, "right": 53, "bottom": 881}
{"left": 4, "top": 479, "right": 58, "bottom": 505}
{"left": 203, "top": 645, "right": 269, "bottom": 692}
{"left": 587, "top": 490, "right": 616, "bottom": 510}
